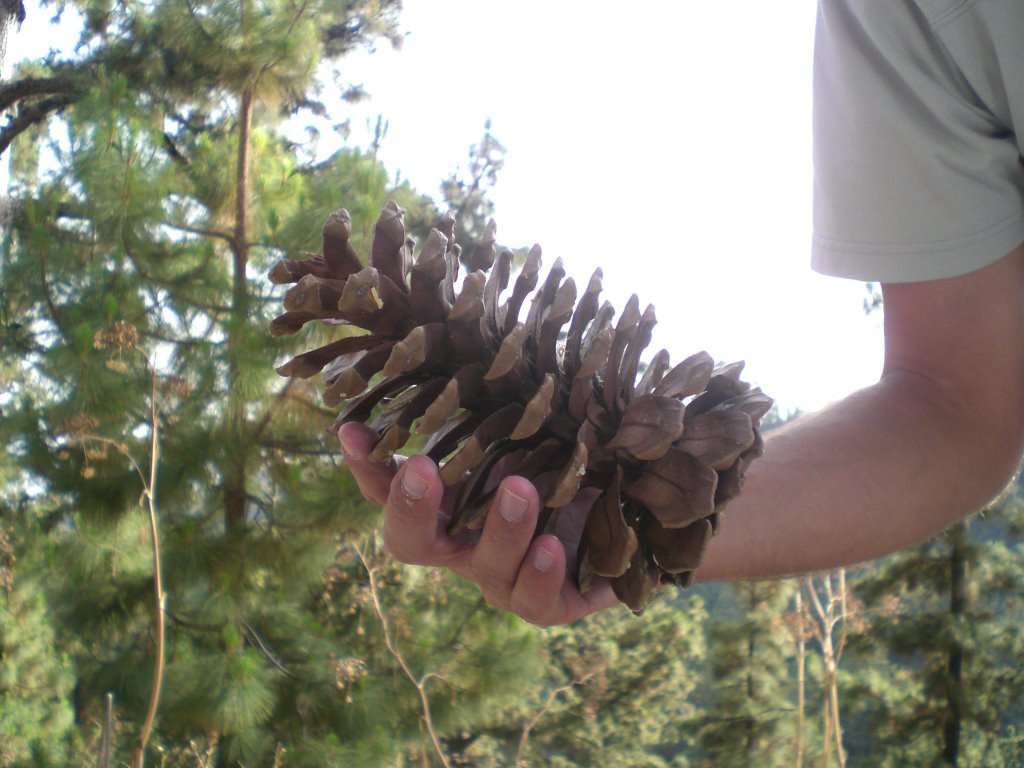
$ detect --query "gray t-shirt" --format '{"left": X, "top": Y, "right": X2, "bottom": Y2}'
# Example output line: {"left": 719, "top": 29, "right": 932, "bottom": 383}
{"left": 811, "top": 0, "right": 1024, "bottom": 283}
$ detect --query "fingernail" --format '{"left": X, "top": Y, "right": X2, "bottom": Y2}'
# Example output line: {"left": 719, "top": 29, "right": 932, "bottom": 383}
{"left": 533, "top": 545, "right": 556, "bottom": 573}
{"left": 496, "top": 486, "right": 529, "bottom": 523}
{"left": 401, "top": 463, "right": 429, "bottom": 500}
{"left": 338, "top": 426, "right": 359, "bottom": 459}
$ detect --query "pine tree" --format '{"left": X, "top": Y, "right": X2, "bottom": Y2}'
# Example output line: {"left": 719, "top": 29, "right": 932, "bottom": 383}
{"left": 844, "top": 497, "right": 1024, "bottom": 766}
{"left": 0, "top": 2, "right": 554, "bottom": 764}
{"left": 313, "top": 534, "right": 547, "bottom": 767}
{"left": 441, "top": 596, "right": 708, "bottom": 768}
{"left": 692, "top": 580, "right": 803, "bottom": 768}
{"left": 0, "top": 573, "right": 77, "bottom": 766}
{"left": 439, "top": 122, "right": 506, "bottom": 251}
{"left": 0, "top": 499, "right": 77, "bottom": 766}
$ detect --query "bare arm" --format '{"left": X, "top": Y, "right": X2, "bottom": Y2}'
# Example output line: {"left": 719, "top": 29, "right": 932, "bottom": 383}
{"left": 342, "top": 244, "right": 1024, "bottom": 622}
{"left": 701, "top": 243, "right": 1024, "bottom": 579}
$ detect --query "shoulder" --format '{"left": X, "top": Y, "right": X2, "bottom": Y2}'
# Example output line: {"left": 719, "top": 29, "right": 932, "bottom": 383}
{"left": 812, "top": 0, "right": 1024, "bottom": 284}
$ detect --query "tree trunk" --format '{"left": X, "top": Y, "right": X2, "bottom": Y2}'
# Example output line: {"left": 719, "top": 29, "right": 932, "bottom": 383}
{"left": 821, "top": 687, "right": 832, "bottom": 768}
{"left": 829, "top": 673, "right": 845, "bottom": 768}
{"left": 942, "top": 521, "right": 968, "bottom": 766}
{"left": 795, "top": 589, "right": 805, "bottom": 768}
{"left": 745, "top": 583, "right": 757, "bottom": 761}
{"left": 224, "top": 82, "right": 254, "bottom": 530}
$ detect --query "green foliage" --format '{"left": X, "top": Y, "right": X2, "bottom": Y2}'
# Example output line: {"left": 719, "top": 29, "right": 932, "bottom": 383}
{"left": 0, "top": 550, "right": 77, "bottom": 766}
{"left": 8, "top": 3, "right": 1024, "bottom": 766}
{"left": 440, "top": 123, "right": 507, "bottom": 248}
{"left": 845, "top": 500, "right": 1024, "bottom": 766}
{"left": 311, "top": 540, "right": 548, "bottom": 766}
{"left": 3, "top": 0, "right": 483, "bottom": 763}
{"left": 3, "top": 3, "right": 596, "bottom": 764}
{"left": 693, "top": 581, "right": 801, "bottom": 768}
{"left": 452, "top": 596, "right": 708, "bottom": 768}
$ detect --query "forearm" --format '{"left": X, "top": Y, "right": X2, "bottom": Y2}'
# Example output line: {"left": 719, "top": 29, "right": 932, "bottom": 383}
{"left": 700, "top": 370, "right": 1024, "bottom": 580}
{"left": 342, "top": 246, "right": 1024, "bottom": 624}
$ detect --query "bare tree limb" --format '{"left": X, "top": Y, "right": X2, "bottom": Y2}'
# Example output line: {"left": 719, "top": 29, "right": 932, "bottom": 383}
{"left": 801, "top": 572, "right": 850, "bottom": 768}
{"left": 252, "top": 379, "right": 296, "bottom": 443}
{"left": 256, "top": 440, "right": 341, "bottom": 457}
{"left": 162, "top": 220, "right": 237, "bottom": 246}
{"left": 0, "top": 93, "right": 71, "bottom": 156}
{"left": 0, "top": 75, "right": 77, "bottom": 111}
{"left": 794, "top": 588, "right": 806, "bottom": 768}
{"left": 241, "top": 621, "right": 299, "bottom": 680}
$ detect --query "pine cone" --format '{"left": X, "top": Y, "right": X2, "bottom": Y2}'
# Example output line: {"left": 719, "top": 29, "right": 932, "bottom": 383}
{"left": 270, "top": 201, "right": 771, "bottom": 613}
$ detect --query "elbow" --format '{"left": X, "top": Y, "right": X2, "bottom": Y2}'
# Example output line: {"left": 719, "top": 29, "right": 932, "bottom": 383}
{"left": 976, "top": 407, "right": 1024, "bottom": 505}
{"left": 881, "top": 366, "right": 1024, "bottom": 514}
{"left": 959, "top": 364, "right": 1024, "bottom": 505}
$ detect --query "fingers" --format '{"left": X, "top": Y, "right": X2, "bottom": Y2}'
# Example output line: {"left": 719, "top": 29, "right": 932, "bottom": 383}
{"left": 341, "top": 422, "right": 471, "bottom": 567}
{"left": 509, "top": 535, "right": 621, "bottom": 625}
{"left": 339, "top": 422, "right": 400, "bottom": 505}
{"left": 468, "top": 477, "right": 541, "bottom": 600}
{"left": 470, "top": 480, "right": 620, "bottom": 625}
{"left": 380, "top": 455, "right": 470, "bottom": 567}
{"left": 340, "top": 421, "right": 618, "bottom": 625}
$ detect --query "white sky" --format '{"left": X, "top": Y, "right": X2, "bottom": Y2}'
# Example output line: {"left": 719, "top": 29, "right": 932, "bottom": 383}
{"left": 333, "top": 0, "right": 885, "bottom": 414}
{"left": 8, "top": 0, "right": 885, "bottom": 413}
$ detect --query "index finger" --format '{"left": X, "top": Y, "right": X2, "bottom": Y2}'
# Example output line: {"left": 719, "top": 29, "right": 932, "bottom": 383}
{"left": 339, "top": 422, "right": 401, "bottom": 505}
{"left": 379, "top": 456, "right": 474, "bottom": 567}
{"left": 340, "top": 423, "right": 472, "bottom": 566}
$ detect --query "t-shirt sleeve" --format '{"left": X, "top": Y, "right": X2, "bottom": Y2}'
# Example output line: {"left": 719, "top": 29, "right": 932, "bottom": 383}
{"left": 811, "top": 0, "right": 1024, "bottom": 284}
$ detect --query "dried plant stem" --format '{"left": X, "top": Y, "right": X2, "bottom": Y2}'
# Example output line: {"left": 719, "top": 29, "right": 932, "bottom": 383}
{"left": 82, "top": 430, "right": 165, "bottom": 768}
{"left": 271, "top": 743, "right": 286, "bottom": 768}
{"left": 86, "top": 351, "right": 165, "bottom": 768}
{"left": 130, "top": 487, "right": 164, "bottom": 767}
{"left": 96, "top": 691, "right": 114, "bottom": 768}
{"left": 794, "top": 589, "right": 806, "bottom": 768}
{"left": 515, "top": 673, "right": 595, "bottom": 767}
{"left": 802, "top": 571, "right": 849, "bottom": 768}
{"left": 355, "top": 542, "right": 451, "bottom": 768}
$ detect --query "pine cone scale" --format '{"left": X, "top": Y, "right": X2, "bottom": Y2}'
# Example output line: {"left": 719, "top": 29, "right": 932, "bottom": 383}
{"left": 623, "top": 447, "right": 718, "bottom": 529}
{"left": 276, "top": 334, "right": 384, "bottom": 378}
{"left": 581, "top": 469, "right": 637, "bottom": 579}
{"left": 604, "top": 394, "right": 686, "bottom": 462}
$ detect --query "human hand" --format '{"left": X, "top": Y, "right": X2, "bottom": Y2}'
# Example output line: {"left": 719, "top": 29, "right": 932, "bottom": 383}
{"left": 338, "top": 422, "right": 619, "bottom": 626}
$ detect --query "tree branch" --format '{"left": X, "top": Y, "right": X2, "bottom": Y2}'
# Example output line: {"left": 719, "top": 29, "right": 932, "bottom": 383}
{"left": 257, "top": 439, "right": 340, "bottom": 457}
{"left": 516, "top": 672, "right": 595, "bottom": 767}
{"left": 37, "top": 242, "right": 66, "bottom": 333}
{"left": 0, "top": 75, "right": 77, "bottom": 111}
{"left": 252, "top": 379, "right": 296, "bottom": 443}
{"left": 0, "top": 93, "right": 72, "bottom": 157}
{"left": 162, "top": 220, "right": 236, "bottom": 246}
{"left": 355, "top": 541, "right": 452, "bottom": 768}
{"left": 241, "top": 621, "right": 299, "bottom": 680}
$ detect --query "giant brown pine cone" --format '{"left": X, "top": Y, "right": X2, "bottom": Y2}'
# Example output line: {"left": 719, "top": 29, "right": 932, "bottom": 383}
{"left": 270, "top": 201, "right": 771, "bottom": 613}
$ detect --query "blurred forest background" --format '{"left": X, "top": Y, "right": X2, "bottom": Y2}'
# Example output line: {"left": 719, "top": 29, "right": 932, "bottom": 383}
{"left": 3, "top": 1, "right": 1024, "bottom": 766}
